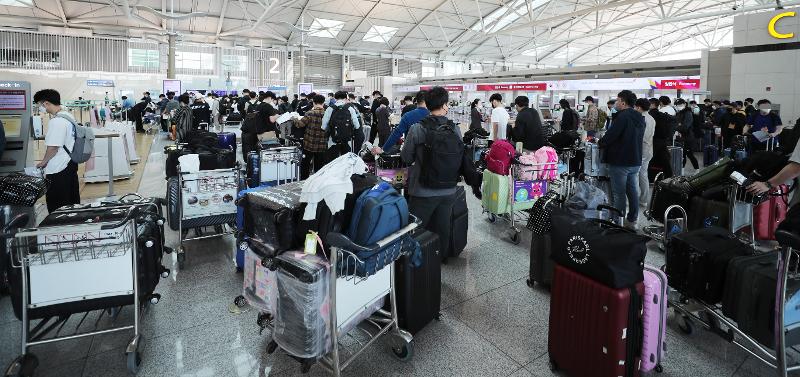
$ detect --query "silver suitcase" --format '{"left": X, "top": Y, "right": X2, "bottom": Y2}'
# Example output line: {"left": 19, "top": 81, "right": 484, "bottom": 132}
{"left": 583, "top": 142, "right": 608, "bottom": 177}
{"left": 669, "top": 145, "right": 684, "bottom": 177}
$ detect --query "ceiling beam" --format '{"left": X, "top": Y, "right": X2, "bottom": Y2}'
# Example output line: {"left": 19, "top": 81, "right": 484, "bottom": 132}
{"left": 392, "top": 0, "right": 452, "bottom": 50}
{"left": 493, "top": 0, "right": 647, "bottom": 36}
{"left": 53, "top": 0, "right": 68, "bottom": 25}
{"left": 216, "top": 0, "right": 229, "bottom": 36}
{"left": 343, "top": 0, "right": 388, "bottom": 46}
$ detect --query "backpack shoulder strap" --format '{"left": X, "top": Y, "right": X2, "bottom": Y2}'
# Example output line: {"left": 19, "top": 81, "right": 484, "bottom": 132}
{"left": 54, "top": 113, "right": 78, "bottom": 154}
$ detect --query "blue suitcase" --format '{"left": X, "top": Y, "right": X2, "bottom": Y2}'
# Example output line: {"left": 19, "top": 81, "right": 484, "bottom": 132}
{"left": 218, "top": 132, "right": 237, "bottom": 153}
{"left": 723, "top": 147, "right": 747, "bottom": 162}
{"left": 703, "top": 145, "right": 719, "bottom": 167}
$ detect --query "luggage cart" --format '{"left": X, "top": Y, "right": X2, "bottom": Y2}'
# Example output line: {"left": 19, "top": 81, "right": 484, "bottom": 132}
{"left": 256, "top": 146, "right": 302, "bottom": 186}
{"left": 176, "top": 166, "right": 240, "bottom": 269}
{"left": 667, "top": 229, "right": 800, "bottom": 377}
{"left": 375, "top": 154, "right": 408, "bottom": 191}
{"left": 3, "top": 208, "right": 145, "bottom": 376}
{"left": 485, "top": 161, "right": 557, "bottom": 245}
{"left": 265, "top": 220, "right": 419, "bottom": 376}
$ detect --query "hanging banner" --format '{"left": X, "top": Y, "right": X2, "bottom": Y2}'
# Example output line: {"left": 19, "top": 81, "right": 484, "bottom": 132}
{"left": 476, "top": 83, "right": 547, "bottom": 91}
{"left": 420, "top": 85, "right": 464, "bottom": 92}
{"left": 650, "top": 79, "right": 701, "bottom": 90}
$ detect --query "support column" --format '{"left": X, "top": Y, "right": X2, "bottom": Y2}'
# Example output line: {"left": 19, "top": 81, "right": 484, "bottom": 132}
{"left": 298, "top": 45, "right": 306, "bottom": 86}
{"left": 167, "top": 34, "right": 176, "bottom": 79}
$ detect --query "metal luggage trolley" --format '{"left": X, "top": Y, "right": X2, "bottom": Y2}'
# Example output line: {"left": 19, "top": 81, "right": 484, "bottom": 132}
{"left": 3, "top": 208, "right": 145, "bottom": 376}
{"left": 666, "top": 227, "right": 800, "bottom": 377}
{"left": 375, "top": 154, "right": 408, "bottom": 191}
{"left": 176, "top": 166, "right": 240, "bottom": 269}
{"left": 485, "top": 160, "right": 558, "bottom": 245}
{"left": 257, "top": 146, "right": 303, "bottom": 185}
{"left": 265, "top": 220, "right": 419, "bottom": 376}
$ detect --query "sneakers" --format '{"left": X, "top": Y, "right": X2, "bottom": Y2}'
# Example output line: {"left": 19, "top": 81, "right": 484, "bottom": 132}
{"left": 623, "top": 219, "right": 638, "bottom": 230}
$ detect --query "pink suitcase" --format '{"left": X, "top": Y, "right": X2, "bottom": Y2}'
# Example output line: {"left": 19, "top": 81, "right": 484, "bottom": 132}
{"left": 641, "top": 265, "right": 668, "bottom": 373}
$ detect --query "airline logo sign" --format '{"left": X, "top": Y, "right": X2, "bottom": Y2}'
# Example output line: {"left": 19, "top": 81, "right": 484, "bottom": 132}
{"left": 650, "top": 79, "right": 700, "bottom": 90}
{"left": 420, "top": 85, "right": 464, "bottom": 91}
{"left": 476, "top": 83, "right": 546, "bottom": 91}
{"left": 769, "top": 11, "right": 796, "bottom": 39}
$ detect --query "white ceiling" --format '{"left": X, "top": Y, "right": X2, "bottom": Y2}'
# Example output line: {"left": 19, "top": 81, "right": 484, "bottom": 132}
{"left": 0, "top": 0, "right": 795, "bottom": 67}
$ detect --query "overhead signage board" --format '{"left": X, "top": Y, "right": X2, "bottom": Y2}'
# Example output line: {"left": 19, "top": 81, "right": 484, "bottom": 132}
{"left": 297, "top": 83, "right": 314, "bottom": 95}
{"left": 163, "top": 80, "right": 182, "bottom": 95}
{"left": 420, "top": 85, "right": 464, "bottom": 92}
{"left": 87, "top": 79, "right": 115, "bottom": 87}
{"left": 476, "top": 83, "right": 547, "bottom": 91}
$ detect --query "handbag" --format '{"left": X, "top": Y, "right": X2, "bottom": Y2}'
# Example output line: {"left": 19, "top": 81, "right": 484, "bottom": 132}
{"left": 0, "top": 173, "right": 51, "bottom": 207}
{"left": 526, "top": 192, "right": 559, "bottom": 234}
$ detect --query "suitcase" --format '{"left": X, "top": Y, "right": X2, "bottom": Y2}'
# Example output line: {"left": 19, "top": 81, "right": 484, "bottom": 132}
{"left": 217, "top": 131, "right": 237, "bottom": 153}
{"left": 724, "top": 148, "right": 748, "bottom": 162}
{"left": 751, "top": 185, "right": 789, "bottom": 241}
{"left": 273, "top": 251, "right": 331, "bottom": 359}
{"left": 481, "top": 170, "right": 536, "bottom": 215}
{"left": 0, "top": 205, "right": 35, "bottom": 294}
{"left": 648, "top": 177, "right": 692, "bottom": 223}
{"left": 723, "top": 255, "right": 800, "bottom": 348}
{"left": 669, "top": 145, "right": 683, "bottom": 177}
{"left": 528, "top": 232, "right": 555, "bottom": 287}
{"left": 241, "top": 181, "right": 304, "bottom": 256}
{"left": 703, "top": 145, "right": 719, "bottom": 167}
{"left": 583, "top": 142, "right": 608, "bottom": 177}
{"left": 666, "top": 227, "right": 755, "bottom": 304}
{"left": 395, "top": 230, "right": 441, "bottom": 334}
{"left": 449, "top": 186, "right": 468, "bottom": 259}
{"left": 195, "top": 145, "right": 236, "bottom": 171}
{"left": 241, "top": 242, "right": 278, "bottom": 314}
{"left": 548, "top": 265, "right": 643, "bottom": 377}
{"left": 641, "top": 265, "right": 668, "bottom": 373}
{"left": 722, "top": 252, "right": 776, "bottom": 322}
{"left": 234, "top": 184, "right": 276, "bottom": 269}
{"left": 688, "top": 196, "right": 730, "bottom": 230}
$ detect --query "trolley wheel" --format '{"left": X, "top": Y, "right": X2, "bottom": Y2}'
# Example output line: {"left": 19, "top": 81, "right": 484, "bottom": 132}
{"left": 391, "top": 339, "right": 414, "bottom": 361}
{"left": 160, "top": 269, "right": 170, "bottom": 279}
{"left": 126, "top": 351, "right": 141, "bottom": 375}
{"left": 233, "top": 295, "right": 247, "bottom": 308}
{"left": 235, "top": 267, "right": 243, "bottom": 273}
{"left": 655, "top": 364, "right": 664, "bottom": 373}
{"left": 257, "top": 313, "right": 272, "bottom": 330}
{"left": 148, "top": 294, "right": 161, "bottom": 305}
{"left": 548, "top": 358, "right": 558, "bottom": 372}
{"left": 678, "top": 315, "right": 694, "bottom": 335}
{"left": 5, "top": 353, "right": 38, "bottom": 377}
{"left": 510, "top": 231, "right": 521, "bottom": 245}
{"left": 487, "top": 213, "right": 497, "bottom": 223}
{"left": 266, "top": 340, "right": 279, "bottom": 354}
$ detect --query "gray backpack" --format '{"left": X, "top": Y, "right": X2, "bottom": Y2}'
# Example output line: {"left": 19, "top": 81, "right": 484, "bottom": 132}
{"left": 55, "top": 113, "right": 94, "bottom": 163}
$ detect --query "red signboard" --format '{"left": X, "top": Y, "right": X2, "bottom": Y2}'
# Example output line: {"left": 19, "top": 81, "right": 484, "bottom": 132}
{"left": 476, "top": 83, "right": 547, "bottom": 91}
{"left": 420, "top": 85, "right": 463, "bottom": 92}
{"left": 654, "top": 79, "right": 700, "bottom": 90}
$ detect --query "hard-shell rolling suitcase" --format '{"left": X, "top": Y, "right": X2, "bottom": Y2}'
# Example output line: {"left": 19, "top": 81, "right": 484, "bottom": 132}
{"left": 669, "top": 145, "right": 683, "bottom": 177}
{"left": 666, "top": 227, "right": 755, "bottom": 304}
{"left": 395, "top": 230, "right": 441, "bottom": 334}
{"left": 703, "top": 145, "right": 719, "bottom": 167}
{"left": 724, "top": 147, "right": 748, "bottom": 162}
{"left": 583, "top": 142, "right": 608, "bottom": 177}
{"left": 641, "top": 265, "right": 668, "bottom": 373}
{"left": 528, "top": 232, "right": 555, "bottom": 287}
{"left": 722, "top": 252, "right": 776, "bottom": 322}
{"left": 234, "top": 184, "right": 276, "bottom": 269}
{"left": 449, "top": 186, "right": 468, "bottom": 259}
{"left": 548, "top": 265, "right": 643, "bottom": 377}
{"left": 241, "top": 181, "right": 305, "bottom": 256}
{"left": 217, "top": 131, "right": 237, "bottom": 153}
{"left": 648, "top": 177, "right": 692, "bottom": 223}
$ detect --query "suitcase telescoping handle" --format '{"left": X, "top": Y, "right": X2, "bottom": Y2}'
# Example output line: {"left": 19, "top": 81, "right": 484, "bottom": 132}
{"left": 327, "top": 215, "right": 420, "bottom": 253}
{"left": 1, "top": 213, "right": 31, "bottom": 238}
{"left": 100, "top": 206, "right": 140, "bottom": 230}
{"left": 776, "top": 230, "right": 800, "bottom": 251}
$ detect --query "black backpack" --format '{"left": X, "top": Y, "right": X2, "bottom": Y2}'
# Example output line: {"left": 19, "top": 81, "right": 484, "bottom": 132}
{"left": 328, "top": 104, "right": 354, "bottom": 144}
{"left": 420, "top": 117, "right": 464, "bottom": 189}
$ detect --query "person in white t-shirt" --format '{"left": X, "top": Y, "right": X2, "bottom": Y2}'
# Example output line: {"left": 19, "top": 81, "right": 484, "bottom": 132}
{"left": 34, "top": 89, "right": 80, "bottom": 213}
{"left": 489, "top": 93, "right": 509, "bottom": 141}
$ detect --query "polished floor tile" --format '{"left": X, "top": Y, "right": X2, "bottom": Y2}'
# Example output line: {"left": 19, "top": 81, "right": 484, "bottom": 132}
{"left": 0, "top": 143, "right": 791, "bottom": 376}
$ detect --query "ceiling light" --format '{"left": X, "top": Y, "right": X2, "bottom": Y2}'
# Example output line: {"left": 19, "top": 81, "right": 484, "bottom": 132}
{"left": 362, "top": 25, "right": 398, "bottom": 43}
{"left": 309, "top": 18, "right": 345, "bottom": 39}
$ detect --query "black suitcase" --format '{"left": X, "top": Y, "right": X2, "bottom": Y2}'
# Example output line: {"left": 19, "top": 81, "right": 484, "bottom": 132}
{"left": 241, "top": 181, "right": 305, "bottom": 255}
{"left": 449, "top": 186, "right": 468, "bottom": 259}
{"left": 722, "top": 252, "right": 776, "bottom": 322}
{"left": 688, "top": 196, "right": 730, "bottom": 230}
{"left": 195, "top": 145, "right": 236, "bottom": 171}
{"left": 666, "top": 227, "right": 755, "bottom": 304}
{"left": 648, "top": 177, "right": 692, "bottom": 223}
{"left": 395, "top": 230, "right": 441, "bottom": 334}
{"left": 528, "top": 232, "right": 555, "bottom": 287}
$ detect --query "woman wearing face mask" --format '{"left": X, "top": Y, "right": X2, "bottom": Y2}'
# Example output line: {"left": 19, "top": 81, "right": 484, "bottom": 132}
{"left": 675, "top": 99, "right": 699, "bottom": 170}
{"left": 744, "top": 99, "right": 783, "bottom": 151}
{"left": 470, "top": 98, "right": 484, "bottom": 131}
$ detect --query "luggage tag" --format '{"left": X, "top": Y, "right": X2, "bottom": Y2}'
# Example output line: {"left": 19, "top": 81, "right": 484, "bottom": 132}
{"left": 304, "top": 231, "right": 318, "bottom": 255}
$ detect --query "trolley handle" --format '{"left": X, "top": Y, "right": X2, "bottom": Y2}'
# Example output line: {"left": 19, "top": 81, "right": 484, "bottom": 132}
{"left": 117, "top": 193, "right": 143, "bottom": 201}
{"left": 100, "top": 206, "right": 140, "bottom": 230}
{"left": 776, "top": 230, "right": 800, "bottom": 251}
{"left": 327, "top": 215, "right": 420, "bottom": 253}
{"left": 1, "top": 213, "right": 31, "bottom": 238}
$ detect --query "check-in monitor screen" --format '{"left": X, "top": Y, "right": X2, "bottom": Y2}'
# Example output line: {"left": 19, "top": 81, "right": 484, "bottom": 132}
{"left": 0, "top": 90, "right": 26, "bottom": 110}
{"left": 0, "top": 115, "right": 22, "bottom": 137}
{"left": 540, "top": 109, "right": 552, "bottom": 119}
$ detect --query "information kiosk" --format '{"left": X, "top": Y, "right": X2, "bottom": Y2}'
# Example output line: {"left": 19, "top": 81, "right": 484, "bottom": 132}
{"left": 0, "top": 81, "right": 32, "bottom": 173}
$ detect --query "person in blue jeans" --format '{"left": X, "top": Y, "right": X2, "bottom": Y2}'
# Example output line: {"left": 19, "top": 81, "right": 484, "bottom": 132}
{"left": 598, "top": 90, "right": 645, "bottom": 228}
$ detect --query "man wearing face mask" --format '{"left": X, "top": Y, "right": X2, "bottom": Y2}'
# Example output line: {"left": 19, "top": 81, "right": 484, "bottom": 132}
{"left": 648, "top": 97, "right": 674, "bottom": 178}
{"left": 33, "top": 89, "right": 81, "bottom": 213}
{"left": 745, "top": 99, "right": 783, "bottom": 151}
{"left": 675, "top": 99, "right": 699, "bottom": 170}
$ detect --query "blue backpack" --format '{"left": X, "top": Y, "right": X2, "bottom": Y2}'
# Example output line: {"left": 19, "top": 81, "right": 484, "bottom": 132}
{"left": 347, "top": 181, "right": 409, "bottom": 246}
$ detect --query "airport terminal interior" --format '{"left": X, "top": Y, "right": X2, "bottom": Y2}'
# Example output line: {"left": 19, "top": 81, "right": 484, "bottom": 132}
{"left": 1, "top": 0, "right": 800, "bottom": 376}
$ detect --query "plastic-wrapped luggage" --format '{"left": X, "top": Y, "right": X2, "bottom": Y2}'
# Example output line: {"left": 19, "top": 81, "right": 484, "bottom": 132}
{"left": 241, "top": 181, "right": 305, "bottom": 254}
{"left": 241, "top": 243, "right": 278, "bottom": 314}
{"left": 583, "top": 142, "right": 608, "bottom": 177}
{"left": 548, "top": 265, "right": 643, "bottom": 377}
{"left": 273, "top": 251, "right": 331, "bottom": 359}
{"left": 217, "top": 132, "right": 237, "bottom": 153}
{"left": 666, "top": 227, "right": 755, "bottom": 304}
{"left": 641, "top": 265, "right": 668, "bottom": 373}
{"left": 481, "top": 170, "right": 537, "bottom": 215}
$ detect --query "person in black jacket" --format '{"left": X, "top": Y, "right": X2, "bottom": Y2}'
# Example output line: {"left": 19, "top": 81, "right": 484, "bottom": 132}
{"left": 369, "top": 91, "right": 383, "bottom": 143}
{"left": 290, "top": 94, "right": 299, "bottom": 112}
{"left": 675, "top": 99, "right": 699, "bottom": 170}
{"left": 237, "top": 89, "right": 251, "bottom": 113}
{"left": 598, "top": 90, "right": 645, "bottom": 228}
{"left": 401, "top": 96, "right": 416, "bottom": 116}
{"left": 190, "top": 97, "right": 211, "bottom": 130}
{"left": 559, "top": 99, "right": 579, "bottom": 131}
{"left": 511, "top": 96, "right": 544, "bottom": 153}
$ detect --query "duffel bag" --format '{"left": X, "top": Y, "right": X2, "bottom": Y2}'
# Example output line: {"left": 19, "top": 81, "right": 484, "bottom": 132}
{"left": 550, "top": 208, "right": 649, "bottom": 288}
{"left": 347, "top": 181, "right": 409, "bottom": 246}
{"left": 686, "top": 157, "right": 733, "bottom": 192}
{"left": 648, "top": 176, "right": 692, "bottom": 223}
{"left": 0, "top": 174, "right": 50, "bottom": 207}
{"left": 185, "top": 130, "right": 219, "bottom": 148}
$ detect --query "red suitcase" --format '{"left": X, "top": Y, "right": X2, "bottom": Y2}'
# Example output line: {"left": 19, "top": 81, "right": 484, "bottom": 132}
{"left": 752, "top": 184, "right": 789, "bottom": 241}
{"left": 548, "top": 265, "right": 643, "bottom": 377}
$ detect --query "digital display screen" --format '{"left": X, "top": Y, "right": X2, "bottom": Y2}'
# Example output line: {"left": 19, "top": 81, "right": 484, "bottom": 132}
{"left": 0, "top": 115, "right": 22, "bottom": 137}
{"left": 163, "top": 80, "right": 182, "bottom": 95}
{"left": 0, "top": 90, "right": 26, "bottom": 110}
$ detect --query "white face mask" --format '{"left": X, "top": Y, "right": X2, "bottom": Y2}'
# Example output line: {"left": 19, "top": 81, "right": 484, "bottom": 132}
{"left": 692, "top": 107, "right": 700, "bottom": 115}
{"left": 38, "top": 105, "right": 46, "bottom": 114}
{"left": 676, "top": 105, "right": 686, "bottom": 111}
{"left": 760, "top": 108, "right": 771, "bottom": 115}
